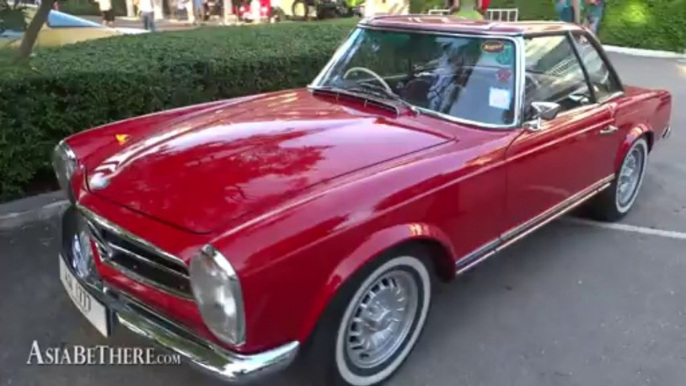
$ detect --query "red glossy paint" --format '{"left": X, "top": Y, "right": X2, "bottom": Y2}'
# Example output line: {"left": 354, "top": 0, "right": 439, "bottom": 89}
{"left": 85, "top": 90, "right": 452, "bottom": 234}
{"left": 505, "top": 104, "right": 614, "bottom": 229}
{"left": 61, "top": 19, "right": 673, "bottom": 355}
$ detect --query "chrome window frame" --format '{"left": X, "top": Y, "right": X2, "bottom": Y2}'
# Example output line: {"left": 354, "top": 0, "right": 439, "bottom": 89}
{"left": 518, "top": 30, "right": 627, "bottom": 124}
{"left": 519, "top": 31, "right": 615, "bottom": 123}
{"left": 310, "top": 25, "right": 526, "bottom": 130}
{"left": 567, "top": 30, "right": 625, "bottom": 104}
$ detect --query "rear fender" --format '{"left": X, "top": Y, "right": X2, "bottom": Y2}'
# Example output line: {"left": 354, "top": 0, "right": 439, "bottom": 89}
{"left": 614, "top": 124, "right": 652, "bottom": 171}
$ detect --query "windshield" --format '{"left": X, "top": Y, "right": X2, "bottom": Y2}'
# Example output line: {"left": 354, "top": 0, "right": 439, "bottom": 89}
{"left": 313, "top": 28, "right": 518, "bottom": 127}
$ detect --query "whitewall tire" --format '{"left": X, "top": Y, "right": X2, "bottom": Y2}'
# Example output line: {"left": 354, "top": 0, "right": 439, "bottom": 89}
{"left": 298, "top": 247, "right": 433, "bottom": 386}
{"left": 587, "top": 137, "right": 649, "bottom": 222}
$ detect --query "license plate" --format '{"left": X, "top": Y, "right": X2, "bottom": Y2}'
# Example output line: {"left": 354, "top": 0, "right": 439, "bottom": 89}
{"left": 60, "top": 257, "right": 111, "bottom": 337}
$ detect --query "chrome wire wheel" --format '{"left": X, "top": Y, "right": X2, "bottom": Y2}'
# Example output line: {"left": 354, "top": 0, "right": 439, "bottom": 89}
{"left": 616, "top": 140, "right": 647, "bottom": 213}
{"left": 335, "top": 255, "right": 431, "bottom": 386}
{"left": 344, "top": 271, "right": 419, "bottom": 369}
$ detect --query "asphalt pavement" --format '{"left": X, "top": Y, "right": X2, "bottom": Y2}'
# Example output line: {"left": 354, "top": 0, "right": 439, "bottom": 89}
{"left": 1, "top": 53, "right": 685, "bottom": 386}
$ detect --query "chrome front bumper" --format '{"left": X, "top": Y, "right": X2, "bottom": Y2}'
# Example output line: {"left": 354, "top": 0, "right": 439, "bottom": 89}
{"left": 60, "top": 210, "right": 299, "bottom": 384}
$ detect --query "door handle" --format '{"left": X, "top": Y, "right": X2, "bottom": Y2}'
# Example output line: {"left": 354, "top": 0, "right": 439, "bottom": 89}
{"left": 599, "top": 125, "right": 619, "bottom": 135}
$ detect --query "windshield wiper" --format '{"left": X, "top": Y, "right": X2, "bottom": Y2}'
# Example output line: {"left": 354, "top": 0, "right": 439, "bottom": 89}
{"left": 349, "top": 83, "right": 420, "bottom": 116}
{"left": 311, "top": 85, "right": 420, "bottom": 116}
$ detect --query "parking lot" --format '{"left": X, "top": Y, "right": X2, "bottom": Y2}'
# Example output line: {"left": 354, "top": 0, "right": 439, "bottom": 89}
{"left": 1, "top": 53, "right": 685, "bottom": 386}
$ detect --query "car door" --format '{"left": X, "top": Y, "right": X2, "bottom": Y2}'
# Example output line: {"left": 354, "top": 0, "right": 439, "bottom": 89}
{"left": 503, "top": 33, "right": 614, "bottom": 235}
{"left": 570, "top": 31, "right": 627, "bottom": 177}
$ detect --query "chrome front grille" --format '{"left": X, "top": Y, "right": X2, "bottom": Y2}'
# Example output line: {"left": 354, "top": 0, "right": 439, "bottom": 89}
{"left": 80, "top": 208, "right": 193, "bottom": 299}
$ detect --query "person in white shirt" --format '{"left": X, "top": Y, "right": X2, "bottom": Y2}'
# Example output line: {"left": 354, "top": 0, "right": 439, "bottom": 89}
{"left": 97, "top": 0, "right": 114, "bottom": 27}
{"left": 135, "top": 0, "right": 157, "bottom": 31}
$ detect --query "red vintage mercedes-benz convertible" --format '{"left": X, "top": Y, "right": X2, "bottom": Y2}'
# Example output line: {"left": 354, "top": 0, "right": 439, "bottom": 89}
{"left": 54, "top": 16, "right": 672, "bottom": 385}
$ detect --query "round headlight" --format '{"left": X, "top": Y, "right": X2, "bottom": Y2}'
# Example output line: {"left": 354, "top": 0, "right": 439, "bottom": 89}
{"left": 190, "top": 245, "right": 245, "bottom": 346}
{"left": 52, "top": 140, "right": 77, "bottom": 195}
{"left": 72, "top": 217, "right": 95, "bottom": 279}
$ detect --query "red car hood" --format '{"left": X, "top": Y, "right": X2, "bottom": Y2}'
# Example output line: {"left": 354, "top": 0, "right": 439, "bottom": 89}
{"left": 86, "top": 90, "right": 451, "bottom": 233}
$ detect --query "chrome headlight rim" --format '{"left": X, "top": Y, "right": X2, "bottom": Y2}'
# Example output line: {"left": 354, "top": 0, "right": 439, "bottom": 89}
{"left": 190, "top": 245, "right": 246, "bottom": 347}
{"left": 52, "top": 140, "right": 77, "bottom": 197}
{"left": 72, "top": 215, "right": 96, "bottom": 279}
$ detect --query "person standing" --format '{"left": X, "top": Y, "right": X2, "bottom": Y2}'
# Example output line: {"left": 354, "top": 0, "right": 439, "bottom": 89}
{"left": 554, "top": 0, "right": 573, "bottom": 22}
{"left": 135, "top": 0, "right": 157, "bottom": 31}
{"left": 193, "top": 0, "right": 205, "bottom": 24}
{"left": 449, "top": 0, "right": 485, "bottom": 20}
{"left": 176, "top": 0, "right": 188, "bottom": 20}
{"left": 97, "top": 0, "right": 115, "bottom": 27}
{"left": 583, "top": 0, "right": 604, "bottom": 34}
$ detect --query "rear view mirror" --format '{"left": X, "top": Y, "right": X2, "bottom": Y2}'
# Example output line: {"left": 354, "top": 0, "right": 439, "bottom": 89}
{"left": 524, "top": 101, "right": 561, "bottom": 131}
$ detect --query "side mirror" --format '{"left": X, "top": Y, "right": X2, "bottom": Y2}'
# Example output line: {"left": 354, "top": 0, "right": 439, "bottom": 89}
{"left": 524, "top": 101, "right": 561, "bottom": 131}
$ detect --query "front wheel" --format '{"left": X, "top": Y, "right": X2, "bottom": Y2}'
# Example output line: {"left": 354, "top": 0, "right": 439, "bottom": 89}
{"left": 586, "top": 137, "right": 649, "bottom": 222}
{"left": 299, "top": 248, "right": 433, "bottom": 386}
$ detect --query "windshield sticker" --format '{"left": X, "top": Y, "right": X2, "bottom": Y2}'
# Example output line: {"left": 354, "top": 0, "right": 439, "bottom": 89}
{"left": 495, "top": 44, "right": 514, "bottom": 66}
{"left": 496, "top": 69, "right": 512, "bottom": 83}
{"left": 482, "top": 41, "right": 505, "bottom": 53}
{"left": 489, "top": 88, "right": 512, "bottom": 110}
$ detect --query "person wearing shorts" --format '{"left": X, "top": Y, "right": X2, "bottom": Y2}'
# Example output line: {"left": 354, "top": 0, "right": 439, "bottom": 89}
{"left": 555, "top": 0, "right": 574, "bottom": 22}
{"left": 98, "top": 0, "right": 115, "bottom": 27}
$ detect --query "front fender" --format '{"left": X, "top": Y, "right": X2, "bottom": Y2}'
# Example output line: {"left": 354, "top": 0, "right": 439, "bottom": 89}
{"left": 296, "top": 222, "right": 456, "bottom": 343}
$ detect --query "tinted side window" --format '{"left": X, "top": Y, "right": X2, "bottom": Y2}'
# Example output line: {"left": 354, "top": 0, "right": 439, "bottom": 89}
{"left": 523, "top": 35, "right": 591, "bottom": 119}
{"left": 572, "top": 33, "right": 622, "bottom": 101}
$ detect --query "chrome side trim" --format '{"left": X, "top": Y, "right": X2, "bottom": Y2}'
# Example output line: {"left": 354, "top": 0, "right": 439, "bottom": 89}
{"left": 501, "top": 175, "right": 613, "bottom": 241}
{"left": 454, "top": 239, "right": 500, "bottom": 272}
{"left": 77, "top": 204, "right": 186, "bottom": 268}
{"left": 455, "top": 174, "right": 614, "bottom": 275}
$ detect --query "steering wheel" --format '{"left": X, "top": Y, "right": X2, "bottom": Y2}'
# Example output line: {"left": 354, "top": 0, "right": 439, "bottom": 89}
{"left": 343, "top": 67, "right": 394, "bottom": 95}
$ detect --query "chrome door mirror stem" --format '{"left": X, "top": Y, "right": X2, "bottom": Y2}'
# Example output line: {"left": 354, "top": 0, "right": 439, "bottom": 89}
{"left": 524, "top": 101, "right": 562, "bottom": 131}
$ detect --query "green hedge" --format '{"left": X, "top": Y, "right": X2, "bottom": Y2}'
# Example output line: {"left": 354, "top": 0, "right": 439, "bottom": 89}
{"left": 489, "top": 0, "right": 686, "bottom": 52}
{"left": 0, "top": 20, "right": 356, "bottom": 201}
{"left": 58, "top": 0, "right": 128, "bottom": 16}
{"left": 598, "top": 0, "right": 686, "bottom": 52}
{"left": 490, "top": 0, "right": 557, "bottom": 20}
{"left": 1, "top": 2, "right": 685, "bottom": 200}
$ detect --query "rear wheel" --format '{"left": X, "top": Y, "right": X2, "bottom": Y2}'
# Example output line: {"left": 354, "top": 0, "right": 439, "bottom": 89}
{"left": 299, "top": 247, "right": 433, "bottom": 386}
{"left": 586, "top": 137, "right": 649, "bottom": 222}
